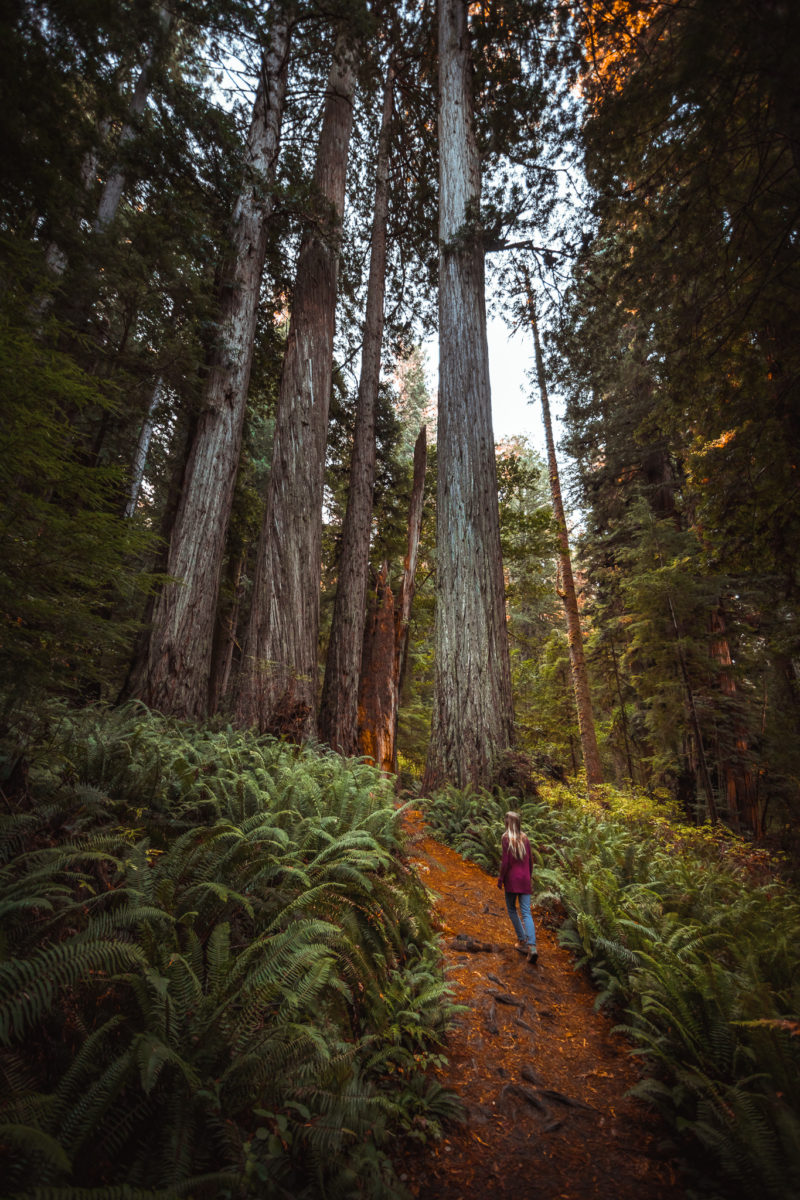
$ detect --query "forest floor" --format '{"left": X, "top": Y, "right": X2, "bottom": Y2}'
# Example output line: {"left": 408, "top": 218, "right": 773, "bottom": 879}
{"left": 393, "top": 810, "right": 689, "bottom": 1200}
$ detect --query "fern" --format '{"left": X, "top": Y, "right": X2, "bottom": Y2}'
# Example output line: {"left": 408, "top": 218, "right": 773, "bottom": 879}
{"left": 0, "top": 701, "right": 461, "bottom": 1198}
{"left": 0, "top": 939, "right": 147, "bottom": 1044}
{"left": 422, "top": 777, "right": 800, "bottom": 1199}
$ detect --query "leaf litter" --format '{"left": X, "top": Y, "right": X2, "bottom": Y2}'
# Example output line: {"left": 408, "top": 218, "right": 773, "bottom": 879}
{"left": 393, "top": 809, "right": 687, "bottom": 1199}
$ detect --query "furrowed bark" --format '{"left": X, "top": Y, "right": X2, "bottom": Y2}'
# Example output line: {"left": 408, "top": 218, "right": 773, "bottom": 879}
{"left": 423, "top": 0, "right": 514, "bottom": 790}
{"left": 358, "top": 426, "right": 427, "bottom": 772}
{"left": 319, "top": 63, "right": 394, "bottom": 755}
{"left": 209, "top": 549, "right": 247, "bottom": 712}
{"left": 132, "top": 16, "right": 291, "bottom": 717}
{"left": 235, "top": 35, "right": 357, "bottom": 738}
{"left": 358, "top": 564, "right": 397, "bottom": 771}
{"left": 526, "top": 279, "right": 604, "bottom": 791}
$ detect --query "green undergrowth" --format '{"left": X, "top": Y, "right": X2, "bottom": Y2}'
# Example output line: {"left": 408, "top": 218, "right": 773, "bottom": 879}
{"left": 421, "top": 781, "right": 800, "bottom": 1200}
{"left": 0, "top": 701, "right": 463, "bottom": 1199}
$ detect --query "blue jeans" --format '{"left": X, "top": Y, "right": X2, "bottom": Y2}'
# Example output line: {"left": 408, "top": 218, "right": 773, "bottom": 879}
{"left": 505, "top": 892, "right": 536, "bottom": 948}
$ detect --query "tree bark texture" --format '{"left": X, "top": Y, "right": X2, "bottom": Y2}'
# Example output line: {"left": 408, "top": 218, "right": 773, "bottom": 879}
{"left": 358, "top": 564, "right": 397, "bottom": 772}
{"left": 132, "top": 17, "right": 291, "bottom": 718}
{"left": 527, "top": 282, "right": 604, "bottom": 791}
{"left": 318, "top": 63, "right": 394, "bottom": 755}
{"left": 358, "top": 427, "right": 427, "bottom": 772}
{"left": 235, "top": 37, "right": 357, "bottom": 737}
{"left": 209, "top": 549, "right": 247, "bottom": 713}
{"left": 124, "top": 376, "right": 162, "bottom": 518}
{"left": 424, "top": 0, "right": 514, "bottom": 790}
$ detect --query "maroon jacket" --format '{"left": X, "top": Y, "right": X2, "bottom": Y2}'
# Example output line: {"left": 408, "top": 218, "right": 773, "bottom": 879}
{"left": 497, "top": 833, "right": 532, "bottom": 895}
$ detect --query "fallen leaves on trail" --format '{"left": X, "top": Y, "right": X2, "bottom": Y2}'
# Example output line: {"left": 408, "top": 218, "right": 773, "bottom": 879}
{"left": 394, "top": 810, "right": 686, "bottom": 1200}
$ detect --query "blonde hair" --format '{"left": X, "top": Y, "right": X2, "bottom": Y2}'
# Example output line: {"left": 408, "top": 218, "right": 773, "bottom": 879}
{"left": 503, "top": 811, "right": 527, "bottom": 861}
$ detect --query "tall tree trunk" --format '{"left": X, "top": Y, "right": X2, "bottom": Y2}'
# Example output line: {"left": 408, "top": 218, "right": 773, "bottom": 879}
{"left": 132, "top": 16, "right": 291, "bottom": 717}
{"left": 358, "top": 427, "right": 427, "bottom": 772}
{"left": 358, "top": 564, "right": 396, "bottom": 771}
{"left": 235, "top": 36, "right": 357, "bottom": 738}
{"left": 319, "top": 62, "right": 394, "bottom": 755}
{"left": 209, "top": 548, "right": 247, "bottom": 712}
{"left": 607, "top": 633, "right": 635, "bottom": 784}
{"left": 94, "top": 5, "right": 174, "bottom": 233}
{"left": 665, "top": 589, "right": 718, "bottom": 823}
{"left": 423, "top": 0, "right": 514, "bottom": 790}
{"left": 117, "top": 403, "right": 196, "bottom": 704}
{"left": 394, "top": 427, "right": 428, "bottom": 735}
{"left": 709, "top": 605, "right": 761, "bottom": 835}
{"left": 124, "top": 376, "right": 162, "bottom": 518}
{"left": 525, "top": 278, "right": 603, "bottom": 791}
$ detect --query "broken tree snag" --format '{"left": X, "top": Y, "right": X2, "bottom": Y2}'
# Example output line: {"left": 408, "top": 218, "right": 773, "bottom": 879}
{"left": 357, "top": 428, "right": 427, "bottom": 772}
{"left": 357, "top": 564, "right": 397, "bottom": 772}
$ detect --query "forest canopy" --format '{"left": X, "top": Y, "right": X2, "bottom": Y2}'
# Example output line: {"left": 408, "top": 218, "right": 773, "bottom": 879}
{"left": 1, "top": 0, "right": 798, "bottom": 835}
{"left": 2, "top": 2, "right": 800, "bottom": 1198}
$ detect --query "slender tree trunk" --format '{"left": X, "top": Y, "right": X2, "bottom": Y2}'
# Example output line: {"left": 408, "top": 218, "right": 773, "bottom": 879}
{"left": 117, "top": 404, "right": 196, "bottom": 704}
{"left": 666, "top": 590, "right": 718, "bottom": 823}
{"left": 358, "top": 427, "right": 427, "bottom": 772}
{"left": 94, "top": 6, "right": 174, "bottom": 233}
{"left": 124, "top": 376, "right": 162, "bottom": 518}
{"left": 235, "top": 36, "right": 357, "bottom": 738}
{"left": 607, "top": 633, "right": 635, "bottom": 784}
{"left": 132, "top": 17, "right": 291, "bottom": 717}
{"left": 423, "top": 0, "right": 514, "bottom": 790}
{"left": 526, "top": 279, "right": 603, "bottom": 790}
{"left": 394, "top": 428, "right": 428, "bottom": 736}
{"left": 319, "top": 63, "right": 394, "bottom": 755}
{"left": 209, "top": 549, "right": 247, "bottom": 712}
{"left": 709, "top": 605, "right": 761, "bottom": 835}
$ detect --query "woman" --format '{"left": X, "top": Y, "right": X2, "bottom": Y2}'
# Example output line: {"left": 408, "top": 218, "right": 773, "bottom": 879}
{"left": 496, "top": 810, "right": 538, "bottom": 964}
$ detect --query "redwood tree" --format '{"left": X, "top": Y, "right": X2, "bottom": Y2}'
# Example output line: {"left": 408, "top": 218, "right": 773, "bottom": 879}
{"left": 358, "top": 425, "right": 427, "bottom": 772}
{"left": 235, "top": 33, "right": 358, "bottom": 737}
{"left": 318, "top": 61, "right": 394, "bottom": 755}
{"left": 424, "top": 0, "right": 514, "bottom": 789}
{"left": 132, "top": 12, "right": 292, "bottom": 717}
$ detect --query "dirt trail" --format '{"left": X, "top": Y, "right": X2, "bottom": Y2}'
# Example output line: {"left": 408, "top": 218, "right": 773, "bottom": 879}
{"left": 395, "top": 811, "right": 687, "bottom": 1199}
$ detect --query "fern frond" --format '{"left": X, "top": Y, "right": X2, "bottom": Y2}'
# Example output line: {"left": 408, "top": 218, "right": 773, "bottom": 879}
{"left": 0, "top": 939, "right": 146, "bottom": 1044}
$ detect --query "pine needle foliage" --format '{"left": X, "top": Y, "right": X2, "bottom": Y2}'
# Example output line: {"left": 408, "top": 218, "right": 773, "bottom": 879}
{"left": 422, "top": 781, "right": 800, "bottom": 1199}
{"left": 0, "top": 302, "right": 154, "bottom": 707}
{"left": 0, "top": 702, "right": 461, "bottom": 1198}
